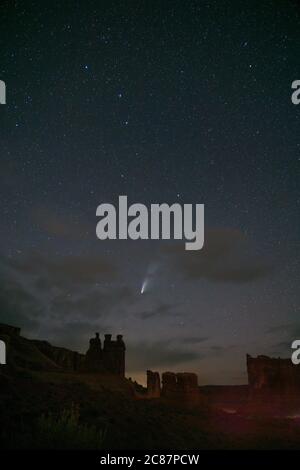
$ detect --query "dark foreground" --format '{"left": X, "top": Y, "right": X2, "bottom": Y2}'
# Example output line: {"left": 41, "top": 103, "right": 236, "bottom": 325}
{"left": 1, "top": 367, "right": 300, "bottom": 450}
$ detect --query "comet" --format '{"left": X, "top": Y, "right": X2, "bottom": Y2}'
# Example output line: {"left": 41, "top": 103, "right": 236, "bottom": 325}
{"left": 140, "top": 261, "right": 159, "bottom": 294}
{"left": 141, "top": 279, "right": 148, "bottom": 294}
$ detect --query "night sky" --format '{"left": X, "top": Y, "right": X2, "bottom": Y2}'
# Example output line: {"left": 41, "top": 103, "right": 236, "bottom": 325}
{"left": 0, "top": 0, "right": 299, "bottom": 385}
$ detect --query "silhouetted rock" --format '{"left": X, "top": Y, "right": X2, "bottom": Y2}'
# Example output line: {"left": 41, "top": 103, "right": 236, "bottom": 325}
{"left": 146, "top": 370, "right": 161, "bottom": 398}
{"left": 84, "top": 333, "right": 125, "bottom": 375}
{"left": 247, "top": 354, "right": 300, "bottom": 400}
{"left": 0, "top": 323, "right": 125, "bottom": 377}
{"left": 32, "top": 339, "right": 85, "bottom": 371}
{"left": 161, "top": 371, "right": 200, "bottom": 406}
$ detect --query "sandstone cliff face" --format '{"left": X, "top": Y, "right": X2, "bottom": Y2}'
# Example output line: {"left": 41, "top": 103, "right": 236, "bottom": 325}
{"left": 32, "top": 340, "right": 85, "bottom": 371}
{"left": 0, "top": 324, "right": 125, "bottom": 376}
{"left": 145, "top": 370, "right": 200, "bottom": 406}
{"left": 146, "top": 370, "right": 161, "bottom": 398}
{"left": 0, "top": 324, "right": 20, "bottom": 336}
{"left": 162, "top": 372, "right": 200, "bottom": 406}
{"left": 0, "top": 323, "right": 60, "bottom": 371}
{"left": 247, "top": 354, "right": 300, "bottom": 399}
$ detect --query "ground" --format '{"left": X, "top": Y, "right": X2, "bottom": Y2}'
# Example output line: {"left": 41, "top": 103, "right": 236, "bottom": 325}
{"left": 1, "top": 367, "right": 300, "bottom": 449}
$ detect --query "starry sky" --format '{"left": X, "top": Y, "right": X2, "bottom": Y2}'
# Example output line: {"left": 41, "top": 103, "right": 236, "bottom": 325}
{"left": 0, "top": 0, "right": 299, "bottom": 385}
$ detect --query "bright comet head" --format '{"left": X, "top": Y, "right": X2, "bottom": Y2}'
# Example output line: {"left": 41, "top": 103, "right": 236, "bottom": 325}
{"left": 141, "top": 279, "right": 148, "bottom": 294}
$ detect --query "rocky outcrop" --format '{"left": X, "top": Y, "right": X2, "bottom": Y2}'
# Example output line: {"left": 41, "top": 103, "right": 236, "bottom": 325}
{"left": 144, "top": 371, "right": 201, "bottom": 405}
{"left": 0, "top": 323, "right": 61, "bottom": 371}
{"left": 0, "top": 323, "right": 20, "bottom": 337}
{"left": 146, "top": 370, "right": 161, "bottom": 398}
{"left": 247, "top": 354, "right": 300, "bottom": 399}
{"left": 0, "top": 323, "right": 126, "bottom": 376}
{"left": 85, "top": 333, "right": 126, "bottom": 376}
{"left": 32, "top": 340, "right": 85, "bottom": 371}
{"left": 162, "top": 372, "right": 200, "bottom": 406}
{"left": 102, "top": 334, "right": 126, "bottom": 376}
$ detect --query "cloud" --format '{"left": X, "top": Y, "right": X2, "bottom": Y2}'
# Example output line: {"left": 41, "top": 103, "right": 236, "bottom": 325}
{"left": 209, "top": 344, "right": 237, "bottom": 356}
{"left": 266, "top": 323, "right": 300, "bottom": 357}
{"left": 32, "top": 207, "right": 91, "bottom": 240}
{"left": 0, "top": 253, "right": 132, "bottom": 344}
{"left": 50, "top": 286, "right": 133, "bottom": 319}
{"left": 127, "top": 338, "right": 237, "bottom": 372}
{"left": 266, "top": 323, "right": 300, "bottom": 337}
{"left": 127, "top": 340, "right": 201, "bottom": 370}
{"left": 182, "top": 336, "right": 209, "bottom": 344}
{"left": 6, "top": 252, "right": 116, "bottom": 286}
{"left": 266, "top": 322, "right": 300, "bottom": 357}
{"left": 163, "top": 228, "right": 272, "bottom": 283}
{"left": 0, "top": 277, "right": 41, "bottom": 330}
{"left": 136, "top": 302, "right": 181, "bottom": 320}
{"left": 271, "top": 341, "right": 292, "bottom": 356}
{"left": 45, "top": 320, "right": 112, "bottom": 352}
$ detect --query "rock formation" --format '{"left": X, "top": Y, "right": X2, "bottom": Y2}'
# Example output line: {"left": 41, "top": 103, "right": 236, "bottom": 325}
{"left": 31, "top": 333, "right": 126, "bottom": 375}
{"left": 146, "top": 370, "right": 161, "bottom": 398}
{"left": 102, "top": 334, "right": 126, "bottom": 376}
{"left": 32, "top": 339, "right": 85, "bottom": 371}
{"left": 247, "top": 354, "right": 300, "bottom": 399}
{"left": 162, "top": 371, "right": 200, "bottom": 406}
{"left": 0, "top": 323, "right": 125, "bottom": 377}
{"left": 145, "top": 370, "right": 200, "bottom": 405}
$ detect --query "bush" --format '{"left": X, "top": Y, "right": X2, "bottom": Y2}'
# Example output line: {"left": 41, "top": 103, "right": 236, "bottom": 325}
{"left": 34, "top": 403, "right": 106, "bottom": 449}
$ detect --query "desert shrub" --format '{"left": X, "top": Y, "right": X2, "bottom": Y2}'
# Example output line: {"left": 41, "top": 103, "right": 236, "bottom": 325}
{"left": 34, "top": 403, "right": 106, "bottom": 449}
